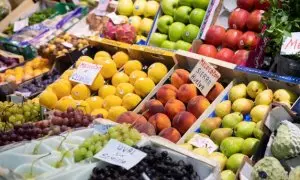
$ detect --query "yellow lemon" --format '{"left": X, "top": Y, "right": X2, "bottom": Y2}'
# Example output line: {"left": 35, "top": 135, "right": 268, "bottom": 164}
{"left": 147, "top": 62, "right": 168, "bottom": 84}
{"left": 122, "top": 93, "right": 142, "bottom": 110}
{"left": 55, "top": 79, "right": 72, "bottom": 90}
{"left": 15, "top": 67, "right": 23, "bottom": 73}
{"left": 91, "top": 108, "right": 108, "bottom": 118}
{"left": 107, "top": 106, "right": 127, "bottom": 121}
{"left": 46, "top": 83, "right": 54, "bottom": 91}
{"left": 89, "top": 73, "right": 104, "bottom": 91}
{"left": 97, "top": 59, "right": 117, "bottom": 79}
{"left": 60, "top": 69, "right": 75, "bottom": 80}
{"left": 33, "top": 69, "right": 43, "bottom": 76}
{"left": 124, "top": 60, "right": 142, "bottom": 75}
{"left": 55, "top": 97, "right": 76, "bottom": 111}
{"left": 134, "top": 77, "right": 155, "bottom": 97}
{"left": 94, "top": 51, "right": 111, "bottom": 59}
{"left": 116, "top": 83, "right": 134, "bottom": 98}
{"left": 112, "top": 51, "right": 129, "bottom": 68}
{"left": 85, "top": 96, "right": 104, "bottom": 110}
{"left": 75, "top": 100, "right": 91, "bottom": 114}
{"left": 39, "top": 90, "right": 58, "bottom": 109}
{"left": 129, "top": 70, "right": 147, "bottom": 85}
{"left": 103, "top": 95, "right": 122, "bottom": 110}
{"left": 94, "top": 56, "right": 111, "bottom": 64}
{"left": 75, "top": 56, "right": 94, "bottom": 68}
{"left": 51, "top": 81, "right": 71, "bottom": 99}
{"left": 71, "top": 84, "right": 91, "bottom": 100}
{"left": 112, "top": 72, "right": 129, "bottom": 86}
{"left": 42, "top": 67, "right": 50, "bottom": 73}
{"left": 98, "top": 85, "right": 116, "bottom": 98}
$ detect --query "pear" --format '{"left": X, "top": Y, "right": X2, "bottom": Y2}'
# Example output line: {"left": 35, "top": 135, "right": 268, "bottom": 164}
{"left": 232, "top": 98, "right": 254, "bottom": 114}
{"left": 220, "top": 137, "right": 244, "bottom": 157}
{"left": 200, "top": 117, "right": 222, "bottom": 135}
{"left": 241, "top": 138, "right": 260, "bottom": 156}
{"left": 229, "top": 84, "right": 247, "bottom": 102}
{"left": 117, "top": 0, "right": 134, "bottom": 16}
{"left": 193, "top": 147, "right": 209, "bottom": 157}
{"left": 253, "top": 120, "right": 263, "bottom": 140}
{"left": 215, "top": 100, "right": 232, "bottom": 118}
{"left": 273, "top": 89, "right": 298, "bottom": 104}
{"left": 209, "top": 152, "right": 228, "bottom": 171}
{"left": 133, "top": 0, "right": 147, "bottom": 16}
{"left": 222, "top": 112, "right": 243, "bottom": 128}
{"left": 221, "top": 170, "right": 235, "bottom": 180}
{"left": 255, "top": 89, "right": 273, "bottom": 105}
{"left": 226, "top": 153, "right": 247, "bottom": 173}
{"left": 178, "top": 143, "right": 193, "bottom": 151}
{"left": 246, "top": 81, "right": 266, "bottom": 99}
{"left": 210, "top": 128, "right": 233, "bottom": 145}
{"left": 250, "top": 105, "right": 269, "bottom": 123}
{"left": 234, "top": 121, "right": 256, "bottom": 139}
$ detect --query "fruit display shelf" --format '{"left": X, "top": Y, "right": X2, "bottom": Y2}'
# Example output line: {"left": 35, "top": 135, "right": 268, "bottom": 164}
{"left": 0, "top": 49, "right": 25, "bottom": 73}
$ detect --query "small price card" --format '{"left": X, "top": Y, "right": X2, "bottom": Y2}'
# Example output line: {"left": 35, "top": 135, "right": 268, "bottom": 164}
{"left": 61, "top": 42, "right": 74, "bottom": 49}
{"left": 69, "top": 62, "right": 102, "bottom": 85}
{"left": 281, "top": 32, "right": 300, "bottom": 55}
{"left": 94, "top": 139, "right": 147, "bottom": 170}
{"left": 188, "top": 134, "right": 218, "bottom": 153}
{"left": 13, "top": 18, "right": 29, "bottom": 32}
{"left": 189, "top": 58, "right": 221, "bottom": 96}
{"left": 94, "top": 0, "right": 110, "bottom": 16}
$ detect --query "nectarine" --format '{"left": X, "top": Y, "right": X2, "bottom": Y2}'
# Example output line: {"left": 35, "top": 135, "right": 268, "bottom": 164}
{"left": 164, "top": 99, "right": 186, "bottom": 119}
{"left": 142, "top": 99, "right": 165, "bottom": 119}
{"left": 148, "top": 113, "right": 171, "bottom": 132}
{"left": 159, "top": 127, "right": 181, "bottom": 143}
{"left": 187, "top": 96, "right": 211, "bottom": 118}
{"left": 156, "top": 84, "right": 178, "bottom": 104}
{"left": 206, "top": 82, "right": 225, "bottom": 102}
{"left": 171, "top": 69, "right": 190, "bottom": 88}
{"left": 177, "top": 84, "right": 197, "bottom": 103}
{"left": 172, "top": 111, "right": 196, "bottom": 135}
{"left": 116, "top": 111, "right": 147, "bottom": 125}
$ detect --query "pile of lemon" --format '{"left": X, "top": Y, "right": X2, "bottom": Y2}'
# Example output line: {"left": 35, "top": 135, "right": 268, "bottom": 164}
{"left": 38, "top": 50, "right": 168, "bottom": 121}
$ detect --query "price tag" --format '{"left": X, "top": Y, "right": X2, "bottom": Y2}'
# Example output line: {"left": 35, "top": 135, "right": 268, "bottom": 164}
{"left": 14, "top": 91, "right": 31, "bottom": 98}
{"left": 239, "top": 160, "right": 253, "bottom": 180}
{"left": 189, "top": 59, "right": 221, "bottom": 96}
{"left": 13, "top": 18, "right": 29, "bottom": 32}
{"left": 281, "top": 32, "right": 300, "bottom": 55}
{"left": 69, "top": 62, "right": 102, "bottom": 85}
{"left": 8, "top": 95, "right": 24, "bottom": 104}
{"left": 94, "top": 139, "right": 147, "bottom": 170}
{"left": 94, "top": 0, "right": 110, "bottom": 16}
{"left": 61, "top": 42, "right": 74, "bottom": 49}
{"left": 106, "top": 12, "right": 125, "bottom": 25}
{"left": 188, "top": 134, "right": 218, "bottom": 153}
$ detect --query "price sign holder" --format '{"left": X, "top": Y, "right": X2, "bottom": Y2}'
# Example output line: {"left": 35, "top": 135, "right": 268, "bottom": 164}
{"left": 188, "top": 134, "right": 218, "bottom": 153}
{"left": 189, "top": 58, "right": 221, "bottom": 96}
{"left": 69, "top": 62, "right": 102, "bottom": 85}
{"left": 13, "top": 18, "right": 29, "bottom": 32}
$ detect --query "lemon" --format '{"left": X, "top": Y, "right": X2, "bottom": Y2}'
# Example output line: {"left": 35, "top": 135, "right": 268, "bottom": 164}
{"left": 94, "top": 56, "right": 111, "bottom": 64}
{"left": 76, "top": 100, "right": 91, "bottom": 114}
{"left": 55, "top": 97, "right": 76, "bottom": 111}
{"left": 112, "top": 51, "right": 129, "bottom": 68}
{"left": 60, "top": 69, "right": 74, "bottom": 80}
{"left": 103, "top": 95, "right": 122, "bottom": 110}
{"left": 85, "top": 96, "right": 104, "bottom": 110}
{"left": 122, "top": 93, "right": 142, "bottom": 110}
{"left": 98, "top": 85, "right": 116, "bottom": 98}
{"left": 71, "top": 84, "right": 91, "bottom": 100}
{"left": 129, "top": 70, "right": 147, "bottom": 85}
{"left": 124, "top": 60, "right": 142, "bottom": 75}
{"left": 107, "top": 106, "right": 127, "bottom": 121}
{"left": 51, "top": 81, "right": 71, "bottom": 99}
{"left": 91, "top": 108, "right": 108, "bottom": 118}
{"left": 97, "top": 59, "right": 117, "bottom": 79}
{"left": 33, "top": 69, "right": 43, "bottom": 76}
{"left": 112, "top": 72, "right": 129, "bottom": 86}
{"left": 116, "top": 83, "right": 134, "bottom": 98}
{"left": 39, "top": 90, "right": 58, "bottom": 109}
{"left": 76, "top": 56, "right": 94, "bottom": 68}
{"left": 55, "top": 79, "right": 72, "bottom": 90}
{"left": 134, "top": 77, "right": 155, "bottom": 97}
{"left": 94, "top": 51, "right": 111, "bottom": 59}
{"left": 89, "top": 72, "right": 104, "bottom": 91}
{"left": 147, "top": 62, "right": 168, "bottom": 84}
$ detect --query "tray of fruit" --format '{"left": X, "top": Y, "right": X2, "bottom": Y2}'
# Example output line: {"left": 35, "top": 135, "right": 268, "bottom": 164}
{"left": 0, "top": 49, "right": 24, "bottom": 73}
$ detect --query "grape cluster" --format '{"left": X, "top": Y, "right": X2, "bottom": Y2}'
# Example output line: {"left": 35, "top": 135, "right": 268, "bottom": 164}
{"left": 74, "top": 124, "right": 141, "bottom": 162}
{"left": 89, "top": 146, "right": 200, "bottom": 180}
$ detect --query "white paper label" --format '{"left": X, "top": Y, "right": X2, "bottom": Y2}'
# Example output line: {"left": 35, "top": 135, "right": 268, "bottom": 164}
{"left": 94, "top": 0, "right": 110, "bottom": 16}
{"left": 189, "top": 59, "right": 221, "bottom": 96}
{"left": 94, "top": 139, "right": 147, "bottom": 170}
{"left": 69, "top": 62, "right": 102, "bottom": 85}
{"left": 14, "top": 91, "right": 32, "bottom": 98}
{"left": 281, "top": 32, "right": 300, "bottom": 55}
{"left": 72, "top": 0, "right": 80, "bottom": 4}
{"left": 13, "top": 18, "right": 29, "bottom": 32}
{"left": 62, "top": 42, "right": 74, "bottom": 49}
{"left": 188, "top": 134, "right": 218, "bottom": 153}
{"left": 106, "top": 12, "right": 124, "bottom": 25}
{"left": 239, "top": 161, "right": 253, "bottom": 180}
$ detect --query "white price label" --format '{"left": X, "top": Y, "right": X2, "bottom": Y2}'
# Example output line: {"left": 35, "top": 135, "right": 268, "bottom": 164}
{"left": 94, "top": 0, "right": 110, "bottom": 16}
{"left": 188, "top": 134, "right": 218, "bottom": 153}
{"left": 14, "top": 91, "right": 31, "bottom": 98}
{"left": 61, "top": 42, "right": 74, "bottom": 49}
{"left": 69, "top": 62, "right": 102, "bottom": 85}
{"left": 72, "top": 0, "right": 80, "bottom": 4}
{"left": 94, "top": 139, "right": 147, "bottom": 170}
{"left": 189, "top": 59, "right": 221, "bottom": 96}
{"left": 106, "top": 12, "right": 125, "bottom": 25}
{"left": 281, "top": 32, "right": 300, "bottom": 55}
{"left": 13, "top": 18, "right": 29, "bottom": 32}
{"left": 239, "top": 160, "right": 253, "bottom": 180}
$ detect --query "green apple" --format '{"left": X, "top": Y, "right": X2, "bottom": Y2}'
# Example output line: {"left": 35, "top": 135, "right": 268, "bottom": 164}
{"left": 161, "top": 40, "right": 176, "bottom": 49}
{"left": 179, "top": 0, "right": 193, "bottom": 6}
{"left": 181, "top": 24, "right": 199, "bottom": 43}
{"left": 157, "top": 15, "right": 174, "bottom": 34}
{"left": 161, "top": 0, "right": 179, "bottom": 16}
{"left": 149, "top": 33, "right": 168, "bottom": 47}
{"left": 241, "top": 138, "right": 260, "bottom": 156}
{"left": 222, "top": 112, "right": 243, "bottom": 128}
{"left": 221, "top": 170, "right": 235, "bottom": 180}
{"left": 234, "top": 121, "right": 256, "bottom": 139}
{"left": 117, "top": 0, "right": 134, "bottom": 16}
{"left": 189, "top": 8, "right": 206, "bottom": 26}
{"left": 174, "top": 6, "right": 192, "bottom": 24}
{"left": 175, "top": 40, "right": 192, "bottom": 51}
{"left": 220, "top": 137, "right": 244, "bottom": 157}
{"left": 192, "top": 0, "right": 210, "bottom": 10}
{"left": 128, "top": 16, "right": 142, "bottom": 32}
{"left": 133, "top": 0, "right": 147, "bottom": 16}
{"left": 144, "top": 0, "right": 159, "bottom": 18}
{"left": 168, "top": 22, "right": 185, "bottom": 41}
{"left": 226, "top": 153, "right": 247, "bottom": 173}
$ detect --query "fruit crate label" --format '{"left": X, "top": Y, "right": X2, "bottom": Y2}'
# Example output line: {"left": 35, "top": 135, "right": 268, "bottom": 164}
{"left": 281, "top": 32, "right": 300, "bottom": 55}
{"left": 13, "top": 18, "right": 29, "bottom": 32}
{"left": 70, "top": 62, "right": 102, "bottom": 85}
{"left": 94, "top": 0, "right": 110, "bottom": 16}
{"left": 189, "top": 58, "right": 221, "bottom": 96}
{"left": 61, "top": 42, "right": 74, "bottom": 49}
{"left": 94, "top": 139, "right": 147, "bottom": 170}
{"left": 188, "top": 134, "right": 218, "bottom": 153}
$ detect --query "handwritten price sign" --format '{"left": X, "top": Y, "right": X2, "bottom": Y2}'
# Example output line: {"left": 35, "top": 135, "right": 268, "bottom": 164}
{"left": 94, "top": 139, "right": 147, "bottom": 170}
{"left": 281, "top": 32, "right": 300, "bottom": 55}
{"left": 188, "top": 134, "right": 218, "bottom": 153}
{"left": 69, "top": 62, "right": 102, "bottom": 85}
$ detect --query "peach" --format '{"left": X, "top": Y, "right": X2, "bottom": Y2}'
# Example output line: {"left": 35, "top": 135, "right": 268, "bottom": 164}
{"left": 116, "top": 111, "right": 147, "bottom": 125}
{"left": 148, "top": 113, "right": 171, "bottom": 132}
{"left": 159, "top": 127, "right": 181, "bottom": 143}
{"left": 171, "top": 69, "right": 190, "bottom": 88}
{"left": 206, "top": 82, "right": 225, "bottom": 102}
{"left": 133, "top": 122, "right": 156, "bottom": 136}
{"left": 187, "top": 96, "right": 211, "bottom": 118}
{"left": 142, "top": 99, "right": 165, "bottom": 119}
{"left": 172, "top": 111, "right": 196, "bottom": 135}
{"left": 164, "top": 99, "right": 186, "bottom": 119}
{"left": 156, "top": 84, "right": 178, "bottom": 104}
{"left": 177, "top": 84, "right": 197, "bottom": 103}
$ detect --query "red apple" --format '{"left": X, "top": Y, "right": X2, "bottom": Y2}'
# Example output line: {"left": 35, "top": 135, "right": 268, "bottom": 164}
{"left": 254, "top": 0, "right": 270, "bottom": 10}
{"left": 237, "top": 0, "right": 254, "bottom": 11}
{"left": 238, "top": 31, "right": 260, "bottom": 50}
{"left": 216, "top": 48, "right": 235, "bottom": 62}
{"left": 205, "top": 25, "right": 226, "bottom": 46}
{"left": 247, "top": 10, "right": 264, "bottom": 32}
{"left": 222, "top": 29, "right": 243, "bottom": 50}
{"left": 229, "top": 8, "right": 250, "bottom": 31}
{"left": 197, "top": 44, "right": 218, "bottom": 58}
{"left": 232, "top": 50, "right": 249, "bottom": 66}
